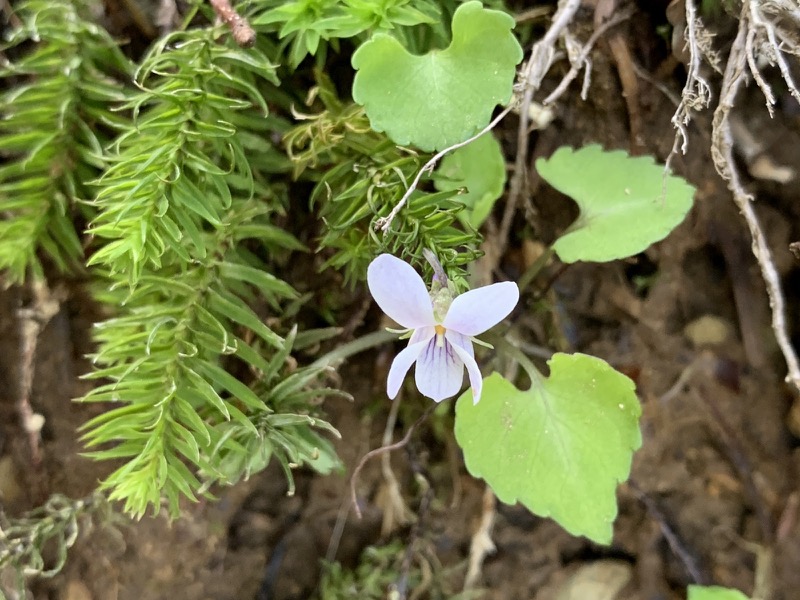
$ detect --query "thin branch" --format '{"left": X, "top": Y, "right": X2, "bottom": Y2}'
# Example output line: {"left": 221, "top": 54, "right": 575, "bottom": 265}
{"left": 375, "top": 105, "right": 515, "bottom": 233}
{"left": 665, "top": 0, "right": 714, "bottom": 173}
{"left": 380, "top": 391, "right": 414, "bottom": 535}
{"left": 349, "top": 404, "right": 435, "bottom": 519}
{"left": 749, "top": 1, "right": 800, "bottom": 105}
{"left": 502, "top": 0, "right": 582, "bottom": 252}
{"left": 209, "top": 0, "right": 255, "bottom": 47}
{"left": 392, "top": 448, "right": 433, "bottom": 600}
{"left": 694, "top": 385, "right": 774, "bottom": 544}
{"left": 17, "top": 280, "right": 64, "bottom": 466}
{"left": 744, "top": 9, "right": 776, "bottom": 115}
{"left": 0, "top": 0, "right": 22, "bottom": 29}
{"left": 463, "top": 485, "right": 497, "bottom": 590}
{"left": 711, "top": 1, "right": 800, "bottom": 394}
{"left": 156, "top": 0, "right": 179, "bottom": 34}
{"left": 542, "top": 7, "right": 635, "bottom": 106}
{"left": 629, "top": 480, "right": 709, "bottom": 585}
{"left": 377, "top": 0, "right": 586, "bottom": 238}
{"left": 515, "top": 6, "right": 553, "bottom": 25}
{"left": 120, "top": 0, "right": 158, "bottom": 38}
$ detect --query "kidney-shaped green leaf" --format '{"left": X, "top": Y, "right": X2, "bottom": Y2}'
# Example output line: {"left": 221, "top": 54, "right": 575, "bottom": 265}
{"left": 688, "top": 586, "right": 749, "bottom": 600}
{"left": 535, "top": 145, "right": 695, "bottom": 263}
{"left": 434, "top": 132, "right": 506, "bottom": 228}
{"left": 351, "top": 1, "right": 522, "bottom": 151}
{"left": 454, "top": 353, "right": 641, "bottom": 544}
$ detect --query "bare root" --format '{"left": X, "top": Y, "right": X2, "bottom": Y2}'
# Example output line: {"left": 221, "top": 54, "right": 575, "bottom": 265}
{"left": 710, "top": 1, "right": 800, "bottom": 393}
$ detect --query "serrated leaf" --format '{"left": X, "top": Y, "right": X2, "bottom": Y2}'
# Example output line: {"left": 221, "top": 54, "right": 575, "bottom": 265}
{"left": 687, "top": 586, "right": 750, "bottom": 600}
{"left": 434, "top": 132, "right": 506, "bottom": 228}
{"left": 351, "top": 1, "right": 522, "bottom": 151}
{"left": 535, "top": 145, "right": 695, "bottom": 263}
{"left": 454, "top": 354, "right": 641, "bottom": 544}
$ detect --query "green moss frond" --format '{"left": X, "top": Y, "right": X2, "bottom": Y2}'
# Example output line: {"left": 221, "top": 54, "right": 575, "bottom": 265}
{"left": 0, "top": 493, "right": 109, "bottom": 593}
{"left": 86, "top": 28, "right": 280, "bottom": 286}
{"left": 0, "top": 0, "right": 133, "bottom": 282}
{"left": 79, "top": 26, "right": 345, "bottom": 517}
{"left": 285, "top": 75, "right": 481, "bottom": 285}
{"left": 81, "top": 201, "right": 329, "bottom": 517}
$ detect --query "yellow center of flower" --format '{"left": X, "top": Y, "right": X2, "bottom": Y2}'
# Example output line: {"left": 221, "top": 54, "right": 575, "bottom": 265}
{"left": 434, "top": 324, "right": 446, "bottom": 348}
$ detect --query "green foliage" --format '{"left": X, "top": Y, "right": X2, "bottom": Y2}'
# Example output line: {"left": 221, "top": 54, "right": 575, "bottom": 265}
{"left": 0, "top": 0, "right": 132, "bottom": 282}
{"left": 0, "top": 494, "right": 111, "bottom": 597}
{"left": 79, "top": 26, "right": 338, "bottom": 518}
{"left": 688, "top": 586, "right": 750, "bottom": 600}
{"left": 317, "top": 540, "right": 480, "bottom": 599}
{"left": 352, "top": 1, "right": 522, "bottom": 151}
{"left": 87, "top": 28, "right": 280, "bottom": 286}
{"left": 208, "top": 327, "right": 346, "bottom": 491}
{"left": 535, "top": 145, "right": 696, "bottom": 263}
{"left": 253, "top": 0, "right": 441, "bottom": 68}
{"left": 434, "top": 131, "right": 506, "bottom": 228}
{"left": 699, "top": 0, "right": 739, "bottom": 18}
{"left": 285, "top": 75, "right": 481, "bottom": 284}
{"left": 318, "top": 541, "right": 406, "bottom": 599}
{"left": 454, "top": 354, "right": 642, "bottom": 544}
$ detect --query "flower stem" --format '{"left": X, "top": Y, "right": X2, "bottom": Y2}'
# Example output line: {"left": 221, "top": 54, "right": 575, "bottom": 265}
{"left": 483, "top": 332, "right": 544, "bottom": 388}
{"left": 311, "top": 330, "right": 397, "bottom": 370}
{"left": 516, "top": 246, "right": 555, "bottom": 293}
{"left": 422, "top": 248, "right": 448, "bottom": 284}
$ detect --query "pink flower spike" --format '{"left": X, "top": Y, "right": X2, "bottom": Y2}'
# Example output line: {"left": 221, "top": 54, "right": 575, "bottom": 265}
{"left": 367, "top": 254, "right": 519, "bottom": 404}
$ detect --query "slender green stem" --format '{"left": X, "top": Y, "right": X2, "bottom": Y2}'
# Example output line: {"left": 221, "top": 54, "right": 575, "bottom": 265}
{"left": 516, "top": 246, "right": 555, "bottom": 293}
{"left": 312, "top": 330, "right": 397, "bottom": 370}
{"left": 483, "top": 331, "right": 544, "bottom": 388}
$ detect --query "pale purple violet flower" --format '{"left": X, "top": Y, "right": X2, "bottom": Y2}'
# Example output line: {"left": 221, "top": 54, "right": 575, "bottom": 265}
{"left": 367, "top": 253, "right": 519, "bottom": 404}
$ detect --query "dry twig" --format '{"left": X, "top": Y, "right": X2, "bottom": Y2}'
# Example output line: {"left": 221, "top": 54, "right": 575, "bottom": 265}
{"left": 209, "top": 0, "right": 255, "bottom": 47}
{"left": 501, "top": 0, "right": 582, "bottom": 252}
{"left": 542, "top": 7, "right": 635, "bottom": 106}
{"left": 378, "top": 392, "right": 414, "bottom": 535}
{"left": 1, "top": 0, "right": 21, "bottom": 29}
{"left": 745, "top": 0, "right": 800, "bottom": 115}
{"left": 665, "top": 0, "right": 717, "bottom": 171}
{"left": 349, "top": 404, "right": 435, "bottom": 519}
{"left": 463, "top": 486, "right": 497, "bottom": 590}
{"left": 17, "top": 281, "right": 64, "bottom": 466}
{"left": 630, "top": 480, "right": 709, "bottom": 584}
{"left": 156, "top": 0, "right": 178, "bottom": 34}
{"left": 374, "top": 105, "right": 515, "bottom": 233}
{"left": 710, "top": 2, "right": 800, "bottom": 394}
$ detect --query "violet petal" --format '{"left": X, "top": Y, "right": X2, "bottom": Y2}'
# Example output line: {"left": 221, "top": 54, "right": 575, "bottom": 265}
{"left": 414, "top": 335, "right": 465, "bottom": 402}
{"left": 446, "top": 331, "right": 483, "bottom": 404}
{"left": 367, "top": 254, "right": 436, "bottom": 329}
{"left": 443, "top": 281, "right": 519, "bottom": 336}
{"left": 386, "top": 333, "right": 432, "bottom": 399}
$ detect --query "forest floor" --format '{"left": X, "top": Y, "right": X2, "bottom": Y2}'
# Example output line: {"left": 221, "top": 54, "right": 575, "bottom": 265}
{"left": 2, "top": 2, "right": 800, "bottom": 600}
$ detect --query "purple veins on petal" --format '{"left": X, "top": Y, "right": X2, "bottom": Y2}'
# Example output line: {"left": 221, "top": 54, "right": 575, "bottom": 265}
{"left": 446, "top": 330, "right": 483, "bottom": 404}
{"left": 443, "top": 281, "right": 519, "bottom": 336}
{"left": 367, "top": 254, "right": 436, "bottom": 329}
{"left": 414, "top": 335, "right": 465, "bottom": 402}
{"left": 367, "top": 253, "right": 518, "bottom": 404}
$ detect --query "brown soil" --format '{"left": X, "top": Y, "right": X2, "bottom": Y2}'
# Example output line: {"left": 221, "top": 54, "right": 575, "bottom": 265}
{"left": 2, "top": 3, "right": 800, "bottom": 600}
